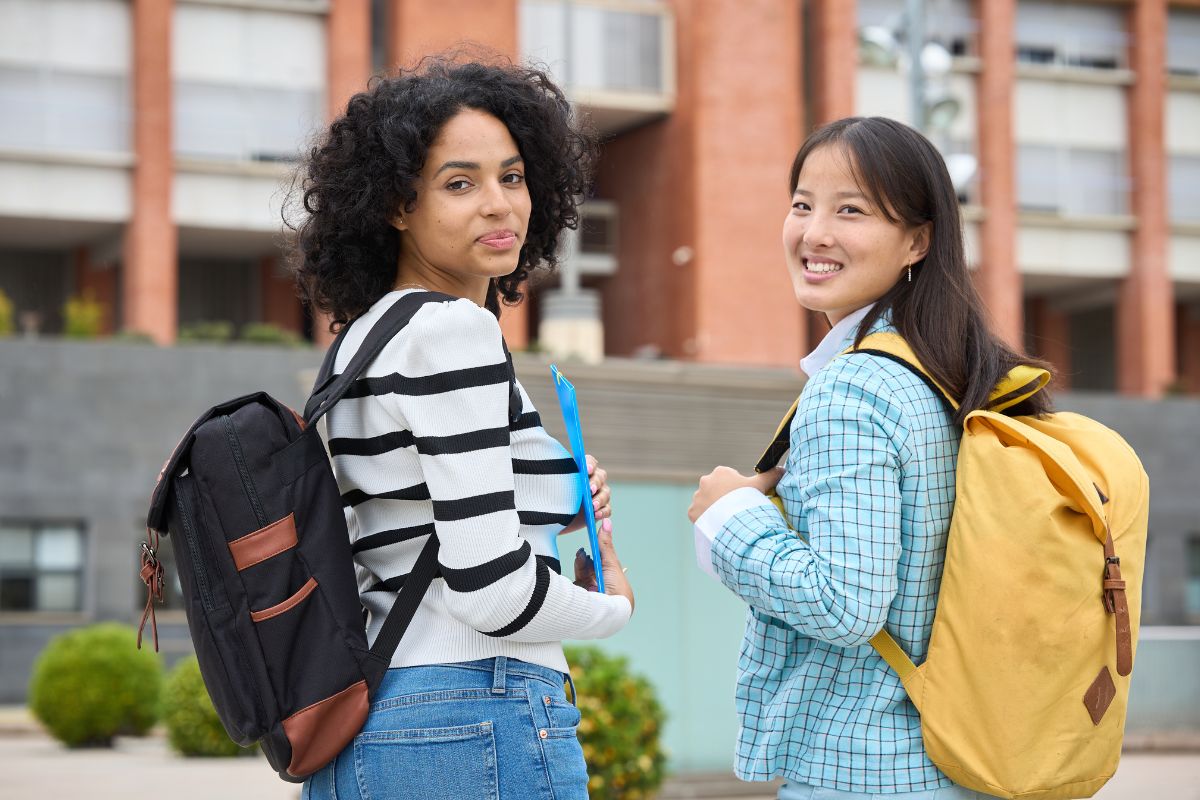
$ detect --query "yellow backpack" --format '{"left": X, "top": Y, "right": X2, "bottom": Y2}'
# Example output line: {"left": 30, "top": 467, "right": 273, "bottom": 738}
{"left": 757, "top": 332, "right": 1148, "bottom": 800}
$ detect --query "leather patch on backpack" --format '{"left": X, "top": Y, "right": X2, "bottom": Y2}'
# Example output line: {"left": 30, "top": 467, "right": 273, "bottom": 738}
{"left": 1083, "top": 666, "right": 1116, "bottom": 725}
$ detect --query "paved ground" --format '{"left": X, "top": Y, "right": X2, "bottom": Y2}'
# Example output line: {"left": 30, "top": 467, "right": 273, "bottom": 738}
{"left": 1, "top": 708, "right": 1196, "bottom": 799}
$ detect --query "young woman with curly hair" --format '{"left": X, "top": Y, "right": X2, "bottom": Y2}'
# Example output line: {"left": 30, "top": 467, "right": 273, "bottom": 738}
{"left": 292, "top": 58, "right": 634, "bottom": 800}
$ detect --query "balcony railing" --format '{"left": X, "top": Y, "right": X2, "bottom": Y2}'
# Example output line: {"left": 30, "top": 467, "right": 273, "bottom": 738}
{"left": 520, "top": 0, "right": 675, "bottom": 135}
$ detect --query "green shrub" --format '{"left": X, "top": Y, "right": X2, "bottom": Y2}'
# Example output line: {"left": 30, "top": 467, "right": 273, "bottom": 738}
{"left": 62, "top": 294, "right": 106, "bottom": 338}
{"left": 239, "top": 322, "right": 305, "bottom": 348}
{"left": 564, "top": 645, "right": 667, "bottom": 800}
{"left": 27, "top": 623, "right": 162, "bottom": 747}
{"left": 178, "top": 320, "right": 234, "bottom": 344}
{"left": 113, "top": 329, "right": 156, "bottom": 345}
{"left": 0, "top": 288, "right": 13, "bottom": 336}
{"left": 163, "top": 655, "right": 254, "bottom": 757}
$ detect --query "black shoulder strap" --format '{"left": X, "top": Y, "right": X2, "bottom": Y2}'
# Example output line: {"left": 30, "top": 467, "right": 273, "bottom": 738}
{"left": 304, "top": 291, "right": 458, "bottom": 424}
{"left": 304, "top": 291, "right": 524, "bottom": 426}
{"left": 363, "top": 533, "right": 440, "bottom": 692}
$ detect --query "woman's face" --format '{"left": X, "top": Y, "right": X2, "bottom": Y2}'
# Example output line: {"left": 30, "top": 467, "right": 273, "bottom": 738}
{"left": 782, "top": 144, "right": 929, "bottom": 326}
{"left": 394, "top": 108, "right": 531, "bottom": 297}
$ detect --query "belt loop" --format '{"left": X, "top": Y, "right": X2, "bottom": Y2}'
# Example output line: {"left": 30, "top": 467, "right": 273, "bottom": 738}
{"left": 492, "top": 656, "right": 507, "bottom": 694}
{"left": 565, "top": 671, "right": 577, "bottom": 706}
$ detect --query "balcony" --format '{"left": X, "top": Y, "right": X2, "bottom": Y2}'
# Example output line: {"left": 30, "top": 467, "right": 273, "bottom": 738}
{"left": 520, "top": 0, "right": 675, "bottom": 136}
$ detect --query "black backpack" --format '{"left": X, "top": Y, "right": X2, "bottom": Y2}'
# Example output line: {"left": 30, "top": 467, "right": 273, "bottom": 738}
{"left": 141, "top": 291, "right": 521, "bottom": 782}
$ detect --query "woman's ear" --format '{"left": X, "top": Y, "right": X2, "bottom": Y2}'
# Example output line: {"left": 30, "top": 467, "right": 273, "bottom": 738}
{"left": 391, "top": 215, "right": 407, "bottom": 231}
{"left": 908, "top": 222, "right": 932, "bottom": 264}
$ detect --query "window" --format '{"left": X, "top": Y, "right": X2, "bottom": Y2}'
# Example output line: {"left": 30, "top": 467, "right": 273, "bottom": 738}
{"left": 520, "top": 0, "right": 669, "bottom": 94}
{"left": 0, "top": 0, "right": 131, "bottom": 154}
{"left": 1169, "top": 155, "right": 1200, "bottom": 223}
{"left": 1187, "top": 537, "right": 1200, "bottom": 621}
{"left": 1015, "top": 2, "right": 1127, "bottom": 71}
{"left": 1018, "top": 145, "right": 1129, "bottom": 216}
{"left": 858, "top": 0, "right": 977, "bottom": 58}
{"left": 0, "top": 521, "right": 86, "bottom": 612}
{"left": 172, "top": 4, "right": 326, "bottom": 162}
{"left": 1168, "top": 10, "right": 1200, "bottom": 77}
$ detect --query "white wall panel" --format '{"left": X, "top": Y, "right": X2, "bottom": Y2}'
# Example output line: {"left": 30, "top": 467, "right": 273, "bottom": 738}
{"left": 856, "top": 67, "right": 909, "bottom": 123}
{"left": 1015, "top": 79, "right": 1126, "bottom": 149}
{"left": 1017, "top": 225, "right": 1129, "bottom": 277}
{"left": 0, "top": 0, "right": 130, "bottom": 74}
{"left": 1167, "top": 91, "right": 1200, "bottom": 156}
{"left": 1170, "top": 234, "right": 1200, "bottom": 282}
{"left": 173, "top": 171, "right": 288, "bottom": 231}
{"left": 0, "top": 161, "right": 130, "bottom": 222}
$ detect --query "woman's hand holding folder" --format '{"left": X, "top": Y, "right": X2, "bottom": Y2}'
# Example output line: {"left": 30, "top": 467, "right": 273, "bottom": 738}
{"left": 573, "top": 518, "right": 635, "bottom": 614}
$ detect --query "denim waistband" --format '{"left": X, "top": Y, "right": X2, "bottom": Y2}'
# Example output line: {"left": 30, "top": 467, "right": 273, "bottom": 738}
{"left": 380, "top": 657, "right": 576, "bottom": 703}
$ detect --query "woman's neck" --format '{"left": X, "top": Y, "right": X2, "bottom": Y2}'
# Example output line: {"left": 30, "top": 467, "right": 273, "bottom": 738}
{"left": 394, "top": 261, "right": 488, "bottom": 307}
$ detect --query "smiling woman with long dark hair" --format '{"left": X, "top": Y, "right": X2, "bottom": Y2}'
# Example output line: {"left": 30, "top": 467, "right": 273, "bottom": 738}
{"left": 290, "top": 57, "right": 634, "bottom": 800}
{"left": 688, "top": 117, "right": 1053, "bottom": 800}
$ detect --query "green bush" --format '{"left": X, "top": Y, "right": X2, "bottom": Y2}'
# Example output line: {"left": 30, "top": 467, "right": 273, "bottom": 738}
{"left": 113, "top": 329, "right": 156, "bottom": 345}
{"left": 564, "top": 645, "right": 667, "bottom": 800}
{"left": 239, "top": 322, "right": 306, "bottom": 348}
{"left": 63, "top": 294, "right": 106, "bottom": 338}
{"left": 27, "top": 623, "right": 162, "bottom": 747}
{"left": 0, "top": 288, "right": 13, "bottom": 336}
{"left": 163, "top": 655, "right": 254, "bottom": 757}
{"left": 178, "top": 320, "right": 234, "bottom": 344}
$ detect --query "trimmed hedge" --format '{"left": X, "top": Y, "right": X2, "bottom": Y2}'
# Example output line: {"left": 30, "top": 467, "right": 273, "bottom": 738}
{"left": 564, "top": 645, "right": 667, "bottom": 800}
{"left": 162, "top": 656, "right": 255, "bottom": 757}
{"left": 27, "top": 623, "right": 162, "bottom": 747}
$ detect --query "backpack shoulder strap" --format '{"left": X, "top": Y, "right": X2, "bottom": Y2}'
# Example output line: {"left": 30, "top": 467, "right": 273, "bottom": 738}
{"left": 849, "top": 332, "right": 1050, "bottom": 416}
{"left": 304, "top": 291, "right": 458, "bottom": 424}
{"left": 304, "top": 291, "right": 523, "bottom": 427}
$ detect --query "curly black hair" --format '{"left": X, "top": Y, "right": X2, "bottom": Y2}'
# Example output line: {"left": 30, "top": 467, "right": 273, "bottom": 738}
{"left": 288, "top": 56, "right": 595, "bottom": 330}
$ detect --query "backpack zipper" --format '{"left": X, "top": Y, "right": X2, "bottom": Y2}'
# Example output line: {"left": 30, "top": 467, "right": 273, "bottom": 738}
{"left": 222, "top": 415, "right": 268, "bottom": 528}
{"left": 176, "top": 488, "right": 216, "bottom": 613}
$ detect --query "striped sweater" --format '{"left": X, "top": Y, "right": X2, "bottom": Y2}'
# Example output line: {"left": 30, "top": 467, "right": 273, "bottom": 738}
{"left": 327, "top": 289, "right": 631, "bottom": 673}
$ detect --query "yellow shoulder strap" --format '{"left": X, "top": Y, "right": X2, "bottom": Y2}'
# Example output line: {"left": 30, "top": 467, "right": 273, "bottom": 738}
{"left": 849, "top": 332, "right": 1050, "bottom": 414}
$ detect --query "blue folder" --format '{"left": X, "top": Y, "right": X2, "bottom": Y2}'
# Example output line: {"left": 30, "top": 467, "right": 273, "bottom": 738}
{"left": 550, "top": 364, "right": 604, "bottom": 593}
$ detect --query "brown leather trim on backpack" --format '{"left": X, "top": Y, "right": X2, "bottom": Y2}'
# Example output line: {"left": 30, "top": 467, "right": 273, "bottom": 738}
{"left": 1102, "top": 530, "right": 1133, "bottom": 677}
{"left": 1083, "top": 666, "right": 1117, "bottom": 725}
{"left": 229, "top": 513, "right": 298, "bottom": 571}
{"left": 283, "top": 679, "right": 369, "bottom": 778}
{"left": 250, "top": 577, "right": 317, "bottom": 622}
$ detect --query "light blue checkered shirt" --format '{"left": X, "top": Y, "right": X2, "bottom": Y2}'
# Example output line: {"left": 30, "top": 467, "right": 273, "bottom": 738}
{"left": 709, "top": 315, "right": 960, "bottom": 793}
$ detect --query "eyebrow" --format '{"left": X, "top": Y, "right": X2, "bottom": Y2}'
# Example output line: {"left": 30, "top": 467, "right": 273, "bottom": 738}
{"left": 793, "top": 189, "right": 867, "bottom": 200}
{"left": 434, "top": 154, "right": 523, "bottom": 176}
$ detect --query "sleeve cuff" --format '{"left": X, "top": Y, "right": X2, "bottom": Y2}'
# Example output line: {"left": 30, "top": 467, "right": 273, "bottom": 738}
{"left": 693, "top": 487, "right": 776, "bottom": 579}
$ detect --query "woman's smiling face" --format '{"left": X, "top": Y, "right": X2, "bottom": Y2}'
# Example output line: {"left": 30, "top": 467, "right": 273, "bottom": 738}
{"left": 782, "top": 144, "right": 929, "bottom": 326}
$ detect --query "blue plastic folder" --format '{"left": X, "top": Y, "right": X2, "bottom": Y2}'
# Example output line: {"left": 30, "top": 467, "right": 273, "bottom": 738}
{"left": 550, "top": 365, "right": 604, "bottom": 593}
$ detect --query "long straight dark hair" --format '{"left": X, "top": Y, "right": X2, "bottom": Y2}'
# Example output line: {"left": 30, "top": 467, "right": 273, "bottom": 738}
{"left": 789, "top": 117, "right": 1053, "bottom": 423}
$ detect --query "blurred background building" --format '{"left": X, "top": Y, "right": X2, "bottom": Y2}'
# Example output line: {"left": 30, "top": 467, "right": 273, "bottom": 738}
{"left": 1, "top": 0, "right": 1199, "bottom": 772}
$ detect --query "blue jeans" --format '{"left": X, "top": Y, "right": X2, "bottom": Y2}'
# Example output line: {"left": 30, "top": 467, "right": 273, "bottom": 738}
{"left": 301, "top": 657, "right": 588, "bottom": 800}
{"left": 778, "top": 782, "right": 989, "bottom": 800}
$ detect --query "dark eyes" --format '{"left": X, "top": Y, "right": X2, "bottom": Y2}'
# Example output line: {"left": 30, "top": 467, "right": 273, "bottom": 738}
{"left": 446, "top": 172, "right": 524, "bottom": 192}
{"left": 790, "top": 201, "right": 864, "bottom": 215}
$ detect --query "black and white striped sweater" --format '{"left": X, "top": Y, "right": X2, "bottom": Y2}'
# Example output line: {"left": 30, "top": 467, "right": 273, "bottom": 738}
{"left": 327, "top": 290, "right": 631, "bottom": 672}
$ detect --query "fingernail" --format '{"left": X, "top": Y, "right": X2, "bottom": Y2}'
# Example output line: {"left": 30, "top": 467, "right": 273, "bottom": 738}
{"left": 593, "top": 500, "right": 600, "bottom": 510}
{"left": 602, "top": 518, "right": 612, "bottom": 533}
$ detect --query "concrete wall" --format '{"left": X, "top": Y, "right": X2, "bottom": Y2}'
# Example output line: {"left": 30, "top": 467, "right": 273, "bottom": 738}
{"left": 1, "top": 340, "right": 1197, "bottom": 765}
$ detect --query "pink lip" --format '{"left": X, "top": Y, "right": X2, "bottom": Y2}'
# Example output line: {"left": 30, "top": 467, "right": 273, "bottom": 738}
{"left": 477, "top": 230, "right": 518, "bottom": 250}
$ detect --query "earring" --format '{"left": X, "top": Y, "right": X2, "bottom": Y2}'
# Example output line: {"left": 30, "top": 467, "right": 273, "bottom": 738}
{"left": 907, "top": 264, "right": 912, "bottom": 283}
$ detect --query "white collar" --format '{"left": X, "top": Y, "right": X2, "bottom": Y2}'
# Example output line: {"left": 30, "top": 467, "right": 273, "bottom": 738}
{"left": 799, "top": 304, "right": 876, "bottom": 377}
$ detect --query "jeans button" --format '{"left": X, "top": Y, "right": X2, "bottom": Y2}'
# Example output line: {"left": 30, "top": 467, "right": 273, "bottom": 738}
{"left": 539, "top": 729, "right": 548, "bottom": 739}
